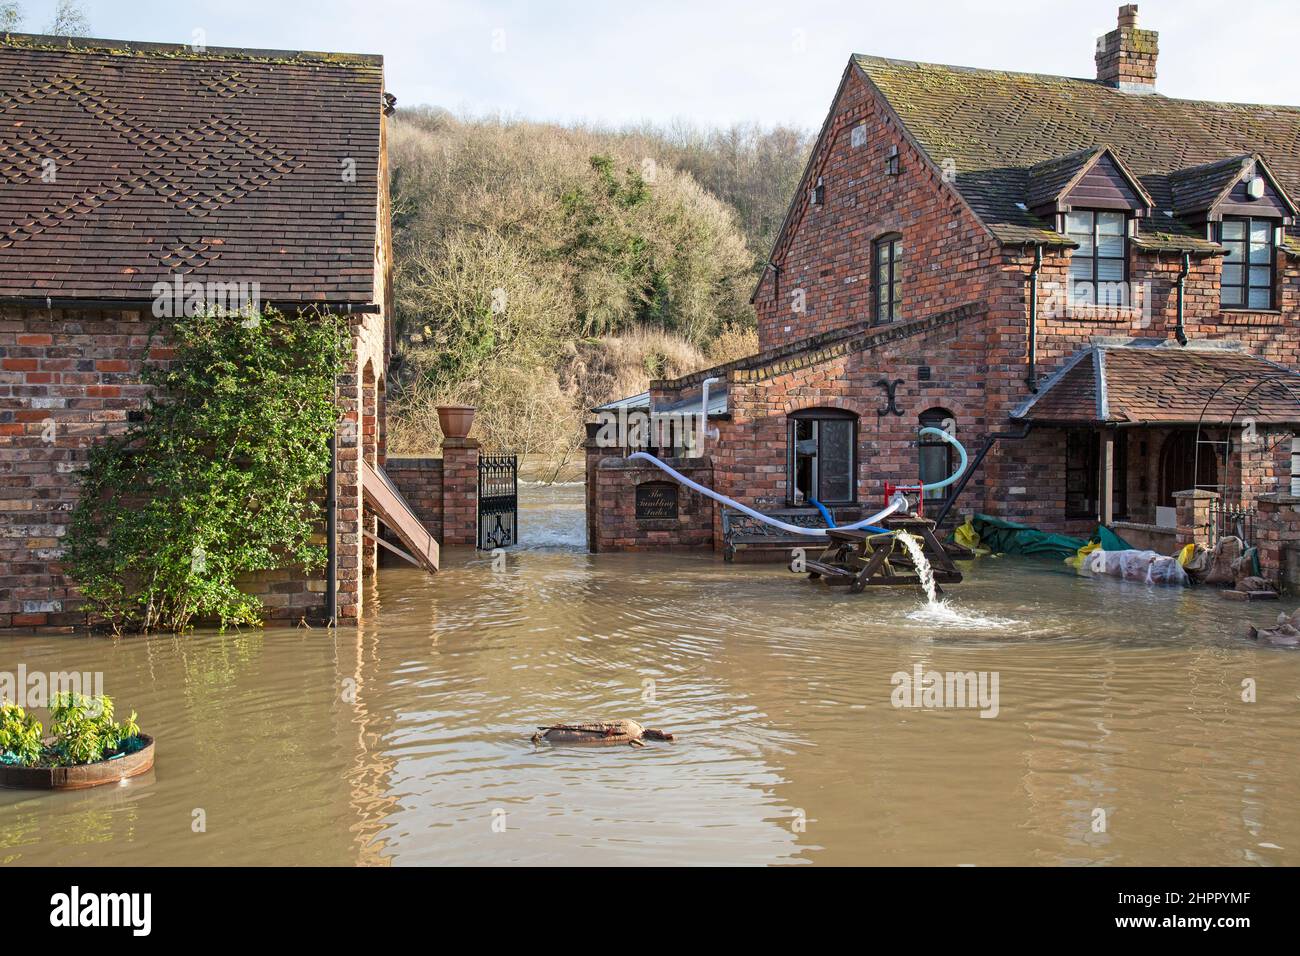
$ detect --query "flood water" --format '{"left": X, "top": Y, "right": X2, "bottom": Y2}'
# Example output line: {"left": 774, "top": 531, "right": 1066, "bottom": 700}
{"left": 3, "top": 483, "right": 1299, "bottom": 866}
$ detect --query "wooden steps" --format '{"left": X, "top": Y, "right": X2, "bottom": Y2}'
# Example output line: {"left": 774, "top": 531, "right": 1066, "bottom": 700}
{"left": 361, "top": 459, "right": 439, "bottom": 574}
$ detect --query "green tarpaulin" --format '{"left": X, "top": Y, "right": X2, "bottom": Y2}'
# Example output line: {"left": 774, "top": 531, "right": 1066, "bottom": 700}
{"left": 968, "top": 515, "right": 1133, "bottom": 561}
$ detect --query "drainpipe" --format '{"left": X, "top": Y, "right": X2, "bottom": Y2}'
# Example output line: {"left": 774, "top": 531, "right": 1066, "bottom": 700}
{"left": 699, "top": 376, "right": 721, "bottom": 450}
{"left": 1175, "top": 251, "right": 1190, "bottom": 346}
{"left": 1026, "top": 245, "right": 1043, "bottom": 392}
{"left": 325, "top": 433, "right": 337, "bottom": 627}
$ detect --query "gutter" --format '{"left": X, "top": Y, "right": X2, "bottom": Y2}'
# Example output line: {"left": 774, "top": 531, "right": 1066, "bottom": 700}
{"left": 0, "top": 296, "right": 382, "bottom": 314}
{"left": 1025, "top": 245, "right": 1043, "bottom": 392}
{"left": 1174, "top": 251, "right": 1190, "bottom": 346}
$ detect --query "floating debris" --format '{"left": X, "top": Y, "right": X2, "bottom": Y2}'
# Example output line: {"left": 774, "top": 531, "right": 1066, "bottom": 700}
{"left": 1248, "top": 608, "right": 1300, "bottom": 646}
{"left": 531, "top": 719, "right": 674, "bottom": 748}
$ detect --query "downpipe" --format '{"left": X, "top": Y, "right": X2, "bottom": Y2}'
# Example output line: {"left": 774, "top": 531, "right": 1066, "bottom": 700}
{"left": 1026, "top": 245, "right": 1043, "bottom": 392}
{"left": 1175, "top": 251, "right": 1190, "bottom": 346}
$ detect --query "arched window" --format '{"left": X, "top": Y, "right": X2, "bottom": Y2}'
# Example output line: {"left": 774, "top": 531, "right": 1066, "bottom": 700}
{"left": 787, "top": 407, "right": 857, "bottom": 506}
{"left": 918, "top": 408, "right": 955, "bottom": 503}
{"left": 873, "top": 233, "right": 902, "bottom": 324}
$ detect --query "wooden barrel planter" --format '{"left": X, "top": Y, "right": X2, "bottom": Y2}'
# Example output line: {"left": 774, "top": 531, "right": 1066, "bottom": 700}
{"left": 0, "top": 735, "right": 154, "bottom": 791}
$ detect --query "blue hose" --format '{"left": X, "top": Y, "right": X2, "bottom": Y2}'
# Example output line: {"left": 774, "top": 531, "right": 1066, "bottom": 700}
{"left": 811, "top": 497, "right": 887, "bottom": 534}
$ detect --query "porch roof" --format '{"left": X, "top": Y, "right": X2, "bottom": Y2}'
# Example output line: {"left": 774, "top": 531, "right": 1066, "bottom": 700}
{"left": 1012, "top": 344, "right": 1300, "bottom": 427}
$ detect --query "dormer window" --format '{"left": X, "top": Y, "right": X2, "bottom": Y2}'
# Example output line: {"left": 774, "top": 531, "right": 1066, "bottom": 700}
{"left": 1219, "top": 216, "right": 1275, "bottom": 310}
{"left": 1066, "top": 210, "right": 1128, "bottom": 306}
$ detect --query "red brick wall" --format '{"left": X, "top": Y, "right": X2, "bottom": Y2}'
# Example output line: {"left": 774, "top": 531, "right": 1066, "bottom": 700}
{"left": 754, "top": 68, "right": 999, "bottom": 351}
{"left": 383, "top": 457, "right": 444, "bottom": 541}
{"left": 0, "top": 305, "right": 389, "bottom": 632}
{"left": 1256, "top": 493, "right": 1300, "bottom": 590}
{"left": 592, "top": 456, "right": 715, "bottom": 552}
{"left": 440, "top": 438, "right": 479, "bottom": 547}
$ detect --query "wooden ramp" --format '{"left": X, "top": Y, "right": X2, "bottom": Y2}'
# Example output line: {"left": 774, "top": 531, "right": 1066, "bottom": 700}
{"left": 361, "top": 460, "right": 439, "bottom": 574}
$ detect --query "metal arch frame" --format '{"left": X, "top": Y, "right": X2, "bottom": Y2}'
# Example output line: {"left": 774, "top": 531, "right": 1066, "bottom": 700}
{"left": 1192, "top": 369, "right": 1300, "bottom": 507}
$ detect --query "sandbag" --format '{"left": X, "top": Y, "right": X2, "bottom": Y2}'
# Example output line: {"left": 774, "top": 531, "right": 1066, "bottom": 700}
{"left": 1202, "top": 536, "right": 1243, "bottom": 586}
{"left": 1087, "top": 548, "right": 1189, "bottom": 587}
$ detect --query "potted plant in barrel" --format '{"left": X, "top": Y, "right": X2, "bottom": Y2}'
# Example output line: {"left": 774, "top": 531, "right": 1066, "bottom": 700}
{"left": 0, "top": 693, "right": 155, "bottom": 790}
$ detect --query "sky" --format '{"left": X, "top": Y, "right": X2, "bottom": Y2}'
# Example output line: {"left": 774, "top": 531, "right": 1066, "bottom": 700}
{"left": 10, "top": 0, "right": 1300, "bottom": 129}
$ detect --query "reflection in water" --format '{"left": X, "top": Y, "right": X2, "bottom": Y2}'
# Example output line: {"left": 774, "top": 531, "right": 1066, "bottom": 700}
{"left": 1, "top": 483, "right": 1299, "bottom": 865}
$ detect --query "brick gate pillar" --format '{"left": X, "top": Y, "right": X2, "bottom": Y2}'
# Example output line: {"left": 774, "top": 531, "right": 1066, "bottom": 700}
{"left": 441, "top": 437, "right": 480, "bottom": 547}
{"left": 1173, "top": 488, "right": 1217, "bottom": 548}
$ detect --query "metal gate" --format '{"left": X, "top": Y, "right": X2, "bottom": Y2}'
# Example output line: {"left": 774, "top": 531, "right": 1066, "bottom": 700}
{"left": 477, "top": 454, "right": 518, "bottom": 549}
{"left": 1207, "top": 498, "right": 1255, "bottom": 549}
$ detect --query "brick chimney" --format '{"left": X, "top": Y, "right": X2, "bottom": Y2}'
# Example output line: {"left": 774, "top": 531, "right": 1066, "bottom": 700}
{"left": 1095, "top": 4, "right": 1158, "bottom": 92}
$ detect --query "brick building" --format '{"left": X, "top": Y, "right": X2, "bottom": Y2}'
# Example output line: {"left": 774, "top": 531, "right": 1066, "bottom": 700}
{"left": 588, "top": 6, "right": 1300, "bottom": 579}
{"left": 0, "top": 33, "right": 465, "bottom": 633}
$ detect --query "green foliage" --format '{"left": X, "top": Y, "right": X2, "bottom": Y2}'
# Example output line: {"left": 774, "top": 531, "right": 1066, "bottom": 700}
{"left": 0, "top": 700, "right": 43, "bottom": 766}
{"left": 48, "top": 693, "right": 140, "bottom": 767}
{"left": 65, "top": 307, "right": 347, "bottom": 632}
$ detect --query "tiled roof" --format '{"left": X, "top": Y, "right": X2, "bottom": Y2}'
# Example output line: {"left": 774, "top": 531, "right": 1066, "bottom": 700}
{"left": 1013, "top": 344, "right": 1300, "bottom": 426}
{"left": 0, "top": 33, "right": 385, "bottom": 305}
{"left": 1169, "top": 154, "right": 1253, "bottom": 217}
{"left": 854, "top": 55, "right": 1300, "bottom": 252}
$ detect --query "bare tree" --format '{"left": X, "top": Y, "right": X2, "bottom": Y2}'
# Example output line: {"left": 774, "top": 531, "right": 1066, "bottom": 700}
{"left": 46, "top": 0, "right": 89, "bottom": 36}
{"left": 1, "top": 1, "right": 24, "bottom": 32}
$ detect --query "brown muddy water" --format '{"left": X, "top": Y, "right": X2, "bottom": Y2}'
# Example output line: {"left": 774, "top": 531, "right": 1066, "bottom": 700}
{"left": 3, "top": 483, "right": 1299, "bottom": 866}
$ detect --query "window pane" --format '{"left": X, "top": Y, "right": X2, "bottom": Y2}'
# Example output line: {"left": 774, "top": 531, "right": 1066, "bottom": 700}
{"left": 1097, "top": 234, "right": 1125, "bottom": 258}
{"left": 891, "top": 240, "right": 902, "bottom": 259}
{"left": 1221, "top": 285, "right": 1243, "bottom": 307}
{"left": 878, "top": 262, "right": 890, "bottom": 283}
{"left": 1096, "top": 280, "right": 1128, "bottom": 308}
{"left": 1066, "top": 211, "right": 1092, "bottom": 234}
{"left": 1249, "top": 220, "right": 1271, "bottom": 244}
{"left": 1249, "top": 241, "right": 1271, "bottom": 264}
{"left": 1097, "top": 257, "right": 1124, "bottom": 282}
{"left": 1071, "top": 234, "right": 1095, "bottom": 257}
{"left": 818, "top": 420, "right": 853, "bottom": 502}
{"left": 1221, "top": 240, "right": 1241, "bottom": 261}
{"left": 1249, "top": 266, "right": 1271, "bottom": 287}
{"left": 1222, "top": 263, "right": 1243, "bottom": 286}
{"left": 1069, "top": 257, "right": 1093, "bottom": 281}
{"left": 1221, "top": 219, "right": 1245, "bottom": 240}
{"left": 1097, "top": 212, "right": 1125, "bottom": 234}
{"left": 1248, "top": 286, "right": 1272, "bottom": 309}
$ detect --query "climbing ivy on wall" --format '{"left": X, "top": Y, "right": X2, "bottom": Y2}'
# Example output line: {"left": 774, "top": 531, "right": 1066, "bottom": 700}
{"left": 65, "top": 308, "right": 348, "bottom": 633}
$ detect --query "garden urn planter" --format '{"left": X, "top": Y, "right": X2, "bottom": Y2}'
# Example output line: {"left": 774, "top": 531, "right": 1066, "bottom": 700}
{"left": 437, "top": 405, "right": 476, "bottom": 439}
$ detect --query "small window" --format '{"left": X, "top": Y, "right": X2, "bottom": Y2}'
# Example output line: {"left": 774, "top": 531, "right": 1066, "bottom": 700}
{"left": 1066, "top": 210, "right": 1128, "bottom": 307}
{"left": 810, "top": 176, "right": 825, "bottom": 206}
{"left": 873, "top": 234, "right": 902, "bottom": 324}
{"left": 1219, "top": 216, "right": 1275, "bottom": 310}
{"left": 787, "top": 408, "right": 857, "bottom": 506}
{"left": 918, "top": 408, "right": 955, "bottom": 504}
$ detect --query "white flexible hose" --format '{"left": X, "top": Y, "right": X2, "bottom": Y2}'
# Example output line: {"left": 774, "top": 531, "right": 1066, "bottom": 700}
{"left": 625, "top": 426, "right": 970, "bottom": 539}
{"left": 902, "top": 427, "right": 968, "bottom": 493}
{"left": 627, "top": 451, "right": 906, "bottom": 537}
